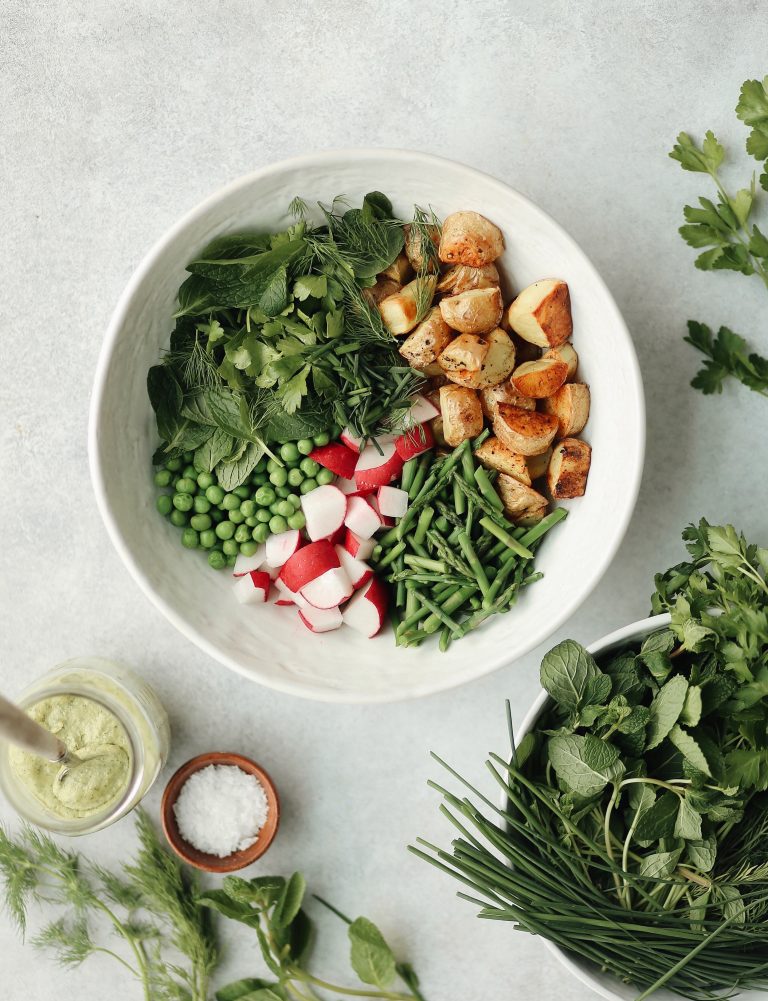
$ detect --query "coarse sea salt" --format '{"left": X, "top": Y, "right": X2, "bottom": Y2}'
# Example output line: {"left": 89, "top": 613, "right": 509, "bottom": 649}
{"left": 173, "top": 764, "right": 269, "bottom": 858}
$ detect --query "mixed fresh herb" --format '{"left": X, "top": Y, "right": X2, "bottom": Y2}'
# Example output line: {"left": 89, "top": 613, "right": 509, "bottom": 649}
{"left": 671, "top": 75, "right": 768, "bottom": 397}
{"left": 414, "top": 521, "right": 768, "bottom": 999}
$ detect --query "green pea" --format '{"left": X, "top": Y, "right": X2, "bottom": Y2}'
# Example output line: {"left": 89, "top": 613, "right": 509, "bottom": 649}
{"left": 300, "top": 478, "right": 318, "bottom": 494}
{"left": 269, "top": 515, "right": 288, "bottom": 534}
{"left": 200, "top": 529, "right": 216, "bottom": 549}
{"left": 166, "top": 457, "right": 182, "bottom": 472}
{"left": 197, "top": 471, "right": 214, "bottom": 490}
{"left": 287, "top": 467, "right": 304, "bottom": 487}
{"left": 229, "top": 509, "right": 245, "bottom": 525}
{"left": 234, "top": 485, "right": 250, "bottom": 499}
{"left": 156, "top": 495, "right": 173, "bottom": 516}
{"left": 222, "top": 538, "right": 239, "bottom": 556}
{"left": 267, "top": 458, "right": 281, "bottom": 474}
{"left": 172, "top": 493, "right": 194, "bottom": 512}
{"left": 256, "top": 509, "right": 271, "bottom": 523}
{"left": 251, "top": 471, "right": 268, "bottom": 486}
{"left": 226, "top": 553, "right": 237, "bottom": 567}
{"left": 240, "top": 499, "right": 256, "bottom": 517}
{"left": 206, "top": 485, "right": 225, "bottom": 505}
{"left": 300, "top": 457, "right": 320, "bottom": 477}
{"left": 181, "top": 528, "right": 199, "bottom": 549}
{"left": 182, "top": 451, "right": 194, "bottom": 463}
{"left": 254, "top": 486, "right": 276, "bottom": 506}
{"left": 313, "top": 431, "right": 330, "bottom": 447}
{"left": 193, "top": 495, "right": 211, "bottom": 514}
{"left": 215, "top": 521, "right": 235, "bottom": 541}
{"left": 287, "top": 493, "right": 302, "bottom": 508}
{"left": 297, "top": 438, "right": 314, "bottom": 456}
{"left": 154, "top": 469, "right": 172, "bottom": 488}
{"left": 269, "top": 467, "right": 288, "bottom": 488}
{"left": 182, "top": 464, "right": 197, "bottom": 479}
{"left": 176, "top": 477, "right": 197, "bottom": 495}
{"left": 276, "top": 485, "right": 291, "bottom": 498}
{"left": 239, "top": 540, "right": 259, "bottom": 556}
{"left": 245, "top": 516, "right": 257, "bottom": 527}
{"left": 275, "top": 500, "right": 294, "bottom": 518}
{"left": 255, "top": 454, "right": 269, "bottom": 471}
{"left": 222, "top": 493, "right": 240, "bottom": 511}
{"left": 208, "top": 550, "right": 227, "bottom": 570}
{"left": 211, "top": 508, "right": 224, "bottom": 523}
{"left": 280, "top": 442, "right": 300, "bottom": 463}
{"left": 169, "top": 509, "right": 188, "bottom": 527}
{"left": 252, "top": 523, "right": 270, "bottom": 543}
{"left": 287, "top": 511, "right": 306, "bottom": 531}
{"left": 234, "top": 524, "right": 251, "bottom": 543}
{"left": 269, "top": 501, "right": 281, "bottom": 515}
{"left": 316, "top": 468, "right": 334, "bottom": 485}
{"left": 190, "top": 514, "right": 212, "bottom": 532}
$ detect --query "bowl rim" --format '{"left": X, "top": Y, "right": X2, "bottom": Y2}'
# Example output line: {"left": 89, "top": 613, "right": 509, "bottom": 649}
{"left": 88, "top": 147, "right": 646, "bottom": 704}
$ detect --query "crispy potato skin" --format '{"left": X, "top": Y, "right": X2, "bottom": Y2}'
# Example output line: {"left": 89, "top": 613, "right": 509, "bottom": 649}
{"left": 475, "top": 328, "right": 516, "bottom": 388}
{"left": 480, "top": 380, "right": 536, "bottom": 421}
{"left": 542, "top": 383, "right": 591, "bottom": 438}
{"left": 439, "top": 385, "right": 483, "bottom": 446}
{"left": 437, "top": 263, "right": 500, "bottom": 295}
{"left": 399, "top": 307, "right": 454, "bottom": 369}
{"left": 404, "top": 223, "right": 440, "bottom": 272}
{"left": 431, "top": 415, "right": 448, "bottom": 447}
{"left": 378, "top": 277, "right": 436, "bottom": 335}
{"left": 493, "top": 404, "right": 559, "bottom": 456}
{"left": 544, "top": 342, "right": 578, "bottom": 381}
{"left": 380, "top": 252, "right": 412, "bottom": 284}
{"left": 438, "top": 211, "right": 504, "bottom": 267}
{"left": 510, "top": 357, "right": 569, "bottom": 398}
{"left": 439, "top": 286, "right": 503, "bottom": 335}
{"left": 474, "top": 438, "right": 531, "bottom": 485}
{"left": 495, "top": 474, "right": 548, "bottom": 524}
{"left": 507, "top": 279, "right": 573, "bottom": 348}
{"left": 363, "top": 277, "right": 401, "bottom": 307}
{"left": 438, "top": 333, "right": 489, "bottom": 374}
{"left": 547, "top": 438, "right": 592, "bottom": 498}
{"left": 526, "top": 447, "right": 552, "bottom": 481}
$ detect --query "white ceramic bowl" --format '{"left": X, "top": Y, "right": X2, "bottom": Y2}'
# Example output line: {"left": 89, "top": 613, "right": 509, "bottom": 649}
{"left": 515, "top": 614, "right": 760, "bottom": 1001}
{"left": 89, "top": 150, "right": 645, "bottom": 703}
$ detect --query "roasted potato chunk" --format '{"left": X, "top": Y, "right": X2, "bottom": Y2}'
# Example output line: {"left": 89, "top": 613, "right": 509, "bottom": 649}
{"left": 493, "top": 404, "right": 559, "bottom": 457}
{"left": 439, "top": 286, "right": 503, "bottom": 335}
{"left": 431, "top": 415, "right": 448, "bottom": 448}
{"left": 438, "top": 211, "right": 504, "bottom": 267}
{"left": 436, "top": 263, "right": 500, "bottom": 295}
{"left": 547, "top": 438, "right": 592, "bottom": 498}
{"left": 526, "top": 448, "right": 552, "bottom": 481}
{"left": 510, "top": 357, "right": 569, "bottom": 398}
{"left": 439, "top": 385, "right": 483, "bottom": 447}
{"left": 398, "top": 307, "right": 454, "bottom": 370}
{"left": 480, "top": 380, "right": 535, "bottom": 421}
{"left": 495, "top": 474, "right": 548, "bottom": 525}
{"left": 378, "top": 276, "right": 437, "bottom": 335}
{"left": 474, "top": 438, "right": 531, "bottom": 485}
{"left": 363, "top": 277, "right": 401, "bottom": 307}
{"left": 380, "top": 252, "right": 412, "bottom": 284}
{"left": 475, "top": 328, "right": 516, "bottom": 388}
{"left": 542, "top": 383, "right": 591, "bottom": 438}
{"left": 438, "top": 333, "right": 489, "bottom": 374}
{"left": 506, "top": 279, "right": 572, "bottom": 348}
{"left": 404, "top": 223, "right": 440, "bottom": 272}
{"left": 544, "top": 342, "right": 578, "bottom": 381}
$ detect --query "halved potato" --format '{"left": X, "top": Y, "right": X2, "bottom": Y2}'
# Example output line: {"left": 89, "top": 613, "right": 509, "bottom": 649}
{"left": 474, "top": 438, "right": 531, "bottom": 485}
{"left": 438, "top": 333, "right": 489, "bottom": 374}
{"left": 493, "top": 404, "right": 559, "bottom": 457}
{"left": 398, "top": 307, "right": 454, "bottom": 369}
{"left": 438, "top": 211, "right": 504, "bottom": 267}
{"left": 439, "top": 385, "right": 483, "bottom": 447}
{"left": 439, "top": 286, "right": 503, "bottom": 335}
{"left": 363, "top": 277, "right": 401, "bottom": 307}
{"left": 495, "top": 474, "right": 548, "bottom": 525}
{"left": 547, "top": 438, "right": 592, "bottom": 498}
{"left": 480, "top": 381, "right": 536, "bottom": 421}
{"left": 404, "top": 223, "right": 440, "bottom": 272}
{"left": 526, "top": 448, "right": 552, "bottom": 481}
{"left": 378, "top": 276, "right": 437, "bottom": 335}
{"left": 476, "top": 328, "right": 516, "bottom": 388}
{"left": 542, "top": 383, "right": 591, "bottom": 438}
{"left": 380, "top": 252, "right": 412, "bottom": 284}
{"left": 506, "top": 279, "right": 572, "bottom": 348}
{"left": 510, "top": 357, "right": 569, "bottom": 398}
{"left": 436, "top": 263, "right": 500, "bottom": 295}
{"left": 544, "top": 342, "right": 578, "bottom": 381}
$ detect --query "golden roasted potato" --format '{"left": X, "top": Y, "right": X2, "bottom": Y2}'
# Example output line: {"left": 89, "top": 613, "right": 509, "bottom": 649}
{"left": 404, "top": 223, "right": 440, "bottom": 272}
{"left": 542, "top": 383, "right": 591, "bottom": 438}
{"left": 480, "top": 381, "right": 536, "bottom": 421}
{"left": 475, "top": 328, "right": 516, "bottom": 388}
{"left": 493, "top": 404, "right": 559, "bottom": 457}
{"left": 380, "top": 252, "right": 412, "bottom": 284}
{"left": 547, "top": 438, "right": 592, "bottom": 498}
{"left": 398, "top": 307, "right": 454, "bottom": 369}
{"left": 510, "top": 357, "right": 569, "bottom": 398}
{"left": 474, "top": 438, "right": 531, "bottom": 485}
{"left": 439, "top": 385, "right": 483, "bottom": 447}
{"left": 378, "top": 276, "right": 437, "bottom": 335}
{"left": 495, "top": 474, "right": 548, "bottom": 525}
{"left": 526, "top": 448, "right": 552, "bottom": 481}
{"left": 438, "top": 333, "right": 489, "bottom": 374}
{"left": 431, "top": 415, "right": 448, "bottom": 448}
{"left": 363, "top": 277, "right": 401, "bottom": 307}
{"left": 436, "top": 263, "right": 500, "bottom": 295}
{"left": 506, "top": 279, "right": 572, "bottom": 348}
{"left": 544, "top": 342, "right": 578, "bottom": 381}
{"left": 438, "top": 211, "right": 504, "bottom": 267}
{"left": 439, "top": 286, "right": 503, "bottom": 335}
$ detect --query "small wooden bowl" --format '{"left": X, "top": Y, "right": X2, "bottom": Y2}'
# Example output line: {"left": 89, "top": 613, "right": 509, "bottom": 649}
{"left": 161, "top": 752, "right": 280, "bottom": 873}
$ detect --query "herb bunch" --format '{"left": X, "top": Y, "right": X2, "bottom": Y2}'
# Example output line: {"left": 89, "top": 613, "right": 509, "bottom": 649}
{"left": 671, "top": 76, "right": 768, "bottom": 397}
{"left": 414, "top": 522, "right": 768, "bottom": 1000}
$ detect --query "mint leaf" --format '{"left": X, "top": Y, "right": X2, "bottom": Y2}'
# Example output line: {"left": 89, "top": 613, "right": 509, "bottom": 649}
{"left": 638, "top": 847, "right": 682, "bottom": 879}
{"left": 259, "top": 266, "right": 289, "bottom": 317}
{"left": 680, "top": 685, "right": 703, "bottom": 726}
{"left": 547, "top": 733, "right": 624, "bottom": 797}
{"left": 215, "top": 442, "right": 264, "bottom": 490}
{"left": 668, "top": 724, "right": 711, "bottom": 776}
{"left": 687, "top": 837, "right": 717, "bottom": 872}
{"left": 348, "top": 917, "right": 396, "bottom": 989}
{"left": 634, "top": 791, "right": 679, "bottom": 846}
{"left": 674, "top": 795, "right": 702, "bottom": 841}
{"left": 272, "top": 873, "right": 306, "bottom": 929}
{"left": 215, "top": 979, "right": 280, "bottom": 1001}
{"left": 540, "top": 641, "right": 611, "bottom": 716}
{"left": 194, "top": 428, "right": 234, "bottom": 474}
{"left": 646, "top": 675, "right": 688, "bottom": 749}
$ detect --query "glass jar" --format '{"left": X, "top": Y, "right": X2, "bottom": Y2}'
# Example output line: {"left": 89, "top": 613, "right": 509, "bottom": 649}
{"left": 0, "top": 657, "right": 170, "bottom": 835}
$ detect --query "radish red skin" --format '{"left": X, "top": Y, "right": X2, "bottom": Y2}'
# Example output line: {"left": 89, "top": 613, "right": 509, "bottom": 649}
{"left": 354, "top": 445, "right": 404, "bottom": 490}
{"left": 309, "top": 443, "right": 358, "bottom": 479}
{"left": 280, "top": 540, "right": 340, "bottom": 592}
{"left": 343, "top": 529, "right": 375, "bottom": 561}
{"left": 298, "top": 605, "right": 343, "bottom": 633}
{"left": 342, "top": 575, "right": 389, "bottom": 636}
{"left": 394, "top": 422, "right": 434, "bottom": 460}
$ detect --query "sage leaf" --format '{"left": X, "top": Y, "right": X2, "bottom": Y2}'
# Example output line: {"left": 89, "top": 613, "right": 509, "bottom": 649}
{"left": 668, "top": 725, "right": 712, "bottom": 776}
{"left": 634, "top": 791, "right": 679, "bottom": 845}
{"left": 348, "top": 917, "right": 396, "bottom": 989}
{"left": 540, "top": 641, "right": 611, "bottom": 715}
{"left": 272, "top": 872, "right": 306, "bottom": 929}
{"left": 646, "top": 675, "right": 689, "bottom": 749}
{"left": 674, "top": 795, "right": 703, "bottom": 840}
{"left": 547, "top": 733, "right": 624, "bottom": 797}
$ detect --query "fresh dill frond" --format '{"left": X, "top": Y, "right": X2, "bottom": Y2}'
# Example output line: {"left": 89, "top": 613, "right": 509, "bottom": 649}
{"left": 33, "top": 917, "right": 94, "bottom": 967}
{"left": 288, "top": 195, "right": 309, "bottom": 220}
{"left": 0, "top": 824, "right": 38, "bottom": 933}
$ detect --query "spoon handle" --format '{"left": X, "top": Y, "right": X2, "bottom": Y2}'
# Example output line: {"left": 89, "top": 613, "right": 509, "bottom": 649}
{"left": 0, "top": 693, "right": 67, "bottom": 762}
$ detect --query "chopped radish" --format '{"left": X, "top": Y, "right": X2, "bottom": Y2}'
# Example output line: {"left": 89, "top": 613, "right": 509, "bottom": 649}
{"left": 377, "top": 485, "right": 409, "bottom": 518}
{"left": 368, "top": 495, "right": 394, "bottom": 528}
{"left": 327, "top": 524, "right": 346, "bottom": 546}
{"left": 354, "top": 440, "right": 404, "bottom": 490}
{"left": 395, "top": 422, "right": 435, "bottom": 460}
{"left": 266, "top": 530, "right": 302, "bottom": 567}
{"left": 335, "top": 545, "right": 373, "bottom": 590}
{"left": 233, "top": 570, "right": 271, "bottom": 605}
{"left": 301, "top": 566, "right": 354, "bottom": 609}
{"left": 274, "top": 576, "right": 308, "bottom": 608}
{"left": 280, "top": 540, "right": 340, "bottom": 592}
{"left": 309, "top": 442, "right": 357, "bottom": 479}
{"left": 232, "top": 546, "right": 267, "bottom": 576}
{"left": 340, "top": 428, "right": 363, "bottom": 453}
{"left": 337, "top": 476, "right": 371, "bottom": 498}
{"left": 298, "top": 604, "right": 343, "bottom": 633}
{"left": 406, "top": 393, "right": 440, "bottom": 424}
{"left": 343, "top": 529, "right": 375, "bottom": 561}
{"left": 301, "top": 484, "right": 347, "bottom": 541}
{"left": 342, "top": 577, "right": 389, "bottom": 637}
{"left": 344, "top": 495, "right": 381, "bottom": 539}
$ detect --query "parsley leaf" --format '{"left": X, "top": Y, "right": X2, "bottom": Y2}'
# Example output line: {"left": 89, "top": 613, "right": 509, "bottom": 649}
{"left": 685, "top": 321, "right": 768, "bottom": 397}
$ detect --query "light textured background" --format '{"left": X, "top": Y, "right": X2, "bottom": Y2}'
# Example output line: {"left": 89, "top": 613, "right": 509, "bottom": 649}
{"left": 1, "top": 1, "right": 767, "bottom": 998}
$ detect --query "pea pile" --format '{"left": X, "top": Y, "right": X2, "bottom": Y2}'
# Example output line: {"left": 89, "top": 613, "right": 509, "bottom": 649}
{"left": 153, "top": 432, "right": 337, "bottom": 570}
